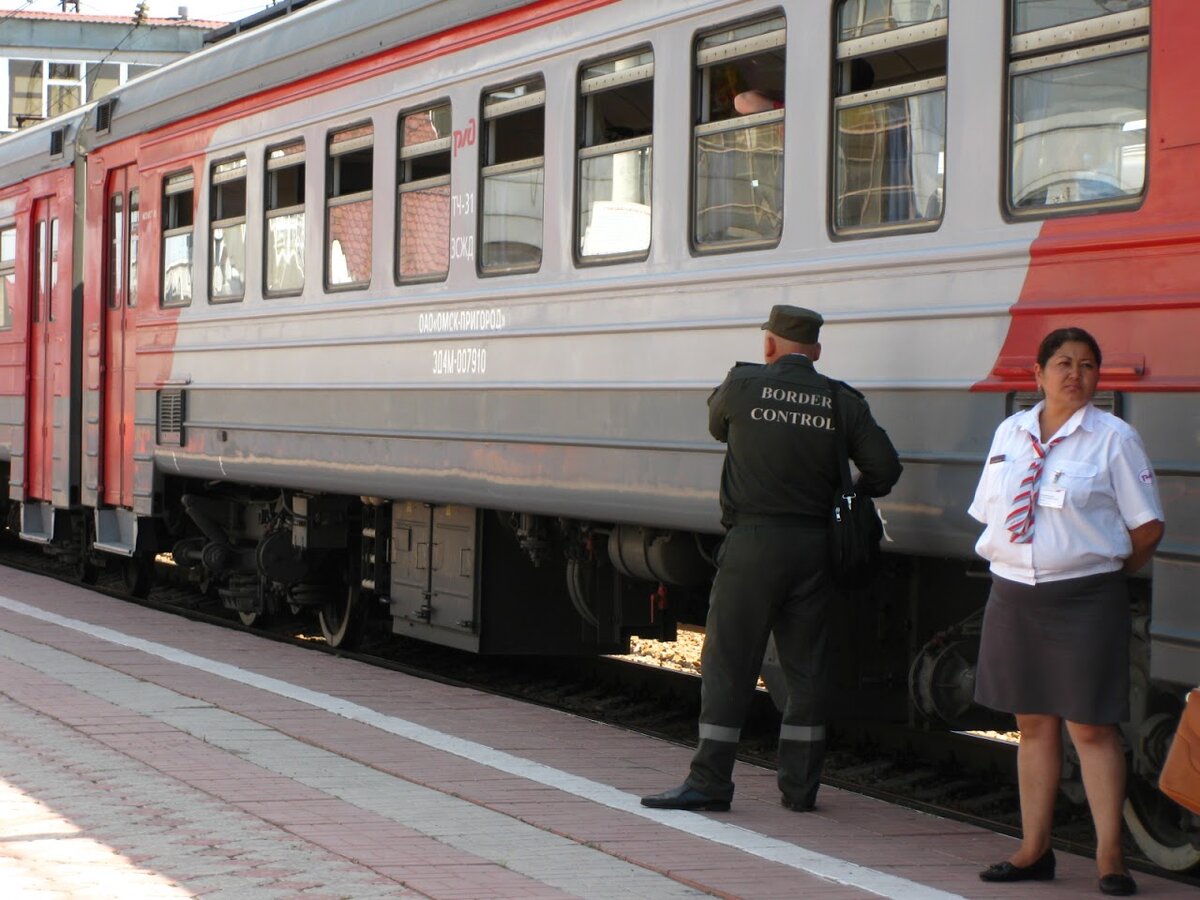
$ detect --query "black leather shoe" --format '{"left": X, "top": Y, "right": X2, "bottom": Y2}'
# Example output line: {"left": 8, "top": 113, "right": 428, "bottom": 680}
{"left": 781, "top": 796, "right": 815, "bottom": 812}
{"left": 978, "top": 848, "right": 1055, "bottom": 882}
{"left": 640, "top": 783, "right": 730, "bottom": 811}
{"left": 1099, "top": 873, "right": 1137, "bottom": 896}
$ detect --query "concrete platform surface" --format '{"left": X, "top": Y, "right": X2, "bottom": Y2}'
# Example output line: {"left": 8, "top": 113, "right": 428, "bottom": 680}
{"left": 0, "top": 566, "right": 1193, "bottom": 899}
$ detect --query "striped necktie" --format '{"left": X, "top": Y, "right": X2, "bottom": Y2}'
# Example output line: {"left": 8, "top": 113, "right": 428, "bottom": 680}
{"left": 1005, "top": 432, "right": 1065, "bottom": 544}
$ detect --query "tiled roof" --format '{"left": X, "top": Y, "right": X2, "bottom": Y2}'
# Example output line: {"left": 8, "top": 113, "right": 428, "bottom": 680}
{"left": 0, "top": 9, "right": 224, "bottom": 27}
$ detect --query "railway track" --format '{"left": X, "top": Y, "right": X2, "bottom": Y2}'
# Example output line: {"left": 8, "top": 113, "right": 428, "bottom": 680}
{"left": 2, "top": 538, "right": 1196, "bottom": 889}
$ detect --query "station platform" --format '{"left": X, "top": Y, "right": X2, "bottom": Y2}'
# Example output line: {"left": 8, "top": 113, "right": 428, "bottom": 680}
{"left": 0, "top": 565, "right": 1193, "bottom": 899}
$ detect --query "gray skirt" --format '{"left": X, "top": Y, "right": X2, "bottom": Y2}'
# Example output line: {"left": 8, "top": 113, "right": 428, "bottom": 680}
{"left": 974, "top": 571, "right": 1131, "bottom": 725}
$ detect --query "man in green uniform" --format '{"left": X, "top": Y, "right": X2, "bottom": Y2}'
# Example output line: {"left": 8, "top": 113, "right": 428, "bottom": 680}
{"left": 642, "top": 305, "right": 901, "bottom": 812}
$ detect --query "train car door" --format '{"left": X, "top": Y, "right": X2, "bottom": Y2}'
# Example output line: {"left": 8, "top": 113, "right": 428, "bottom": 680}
{"left": 101, "top": 167, "right": 138, "bottom": 507}
{"left": 25, "top": 197, "right": 58, "bottom": 501}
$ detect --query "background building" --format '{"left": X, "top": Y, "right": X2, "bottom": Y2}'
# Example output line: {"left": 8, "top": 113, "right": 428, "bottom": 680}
{"left": 0, "top": 7, "right": 220, "bottom": 133}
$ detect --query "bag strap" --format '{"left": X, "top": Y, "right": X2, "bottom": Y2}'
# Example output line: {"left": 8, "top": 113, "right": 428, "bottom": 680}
{"left": 826, "top": 378, "right": 855, "bottom": 497}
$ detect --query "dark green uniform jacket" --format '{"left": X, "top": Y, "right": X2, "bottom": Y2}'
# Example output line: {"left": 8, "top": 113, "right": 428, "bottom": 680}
{"left": 708, "top": 354, "right": 902, "bottom": 524}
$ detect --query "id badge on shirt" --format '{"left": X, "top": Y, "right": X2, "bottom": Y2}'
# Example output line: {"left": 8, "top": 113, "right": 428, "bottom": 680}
{"left": 1038, "top": 486, "right": 1066, "bottom": 509}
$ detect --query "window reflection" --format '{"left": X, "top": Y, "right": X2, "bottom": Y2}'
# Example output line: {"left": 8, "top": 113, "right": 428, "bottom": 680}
{"left": 481, "top": 80, "right": 544, "bottom": 273}
{"left": 266, "top": 141, "right": 305, "bottom": 295}
{"left": 693, "top": 16, "right": 785, "bottom": 249}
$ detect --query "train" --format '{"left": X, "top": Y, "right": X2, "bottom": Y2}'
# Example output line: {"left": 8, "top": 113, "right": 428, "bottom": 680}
{"left": 0, "top": 0, "right": 1196, "bottom": 870}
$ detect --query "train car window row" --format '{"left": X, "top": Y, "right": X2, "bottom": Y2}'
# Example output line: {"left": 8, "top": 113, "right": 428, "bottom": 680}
{"left": 1006, "top": 0, "right": 1148, "bottom": 214}
{"left": 0, "top": 227, "right": 15, "bottom": 329}
{"left": 153, "top": 1, "right": 1153, "bottom": 307}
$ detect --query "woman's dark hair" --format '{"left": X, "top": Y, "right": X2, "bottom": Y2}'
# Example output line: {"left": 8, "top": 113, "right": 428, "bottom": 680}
{"left": 1037, "top": 327, "right": 1102, "bottom": 370}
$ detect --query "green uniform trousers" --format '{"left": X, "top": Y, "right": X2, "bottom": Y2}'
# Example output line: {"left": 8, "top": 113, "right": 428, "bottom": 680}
{"left": 685, "top": 523, "right": 835, "bottom": 807}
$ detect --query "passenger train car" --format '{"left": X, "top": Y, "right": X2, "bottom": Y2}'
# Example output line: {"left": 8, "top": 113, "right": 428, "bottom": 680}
{"left": 0, "top": 0, "right": 1196, "bottom": 869}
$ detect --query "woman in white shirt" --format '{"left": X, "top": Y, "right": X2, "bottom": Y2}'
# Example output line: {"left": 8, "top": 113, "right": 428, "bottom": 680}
{"left": 969, "top": 327, "right": 1164, "bottom": 897}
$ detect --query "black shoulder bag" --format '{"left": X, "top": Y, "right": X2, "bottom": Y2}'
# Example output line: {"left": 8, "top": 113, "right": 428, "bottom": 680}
{"left": 828, "top": 381, "right": 884, "bottom": 589}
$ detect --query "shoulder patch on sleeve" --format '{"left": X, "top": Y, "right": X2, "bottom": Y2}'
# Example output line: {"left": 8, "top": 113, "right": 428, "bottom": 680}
{"left": 1138, "top": 467, "right": 1154, "bottom": 485}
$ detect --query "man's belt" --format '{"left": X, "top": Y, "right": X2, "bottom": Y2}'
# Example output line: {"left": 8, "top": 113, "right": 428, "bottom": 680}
{"left": 727, "top": 513, "right": 826, "bottom": 527}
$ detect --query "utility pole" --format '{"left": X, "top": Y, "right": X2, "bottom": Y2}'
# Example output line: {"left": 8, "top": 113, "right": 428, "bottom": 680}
{"left": 59, "top": 1, "right": 82, "bottom": 12}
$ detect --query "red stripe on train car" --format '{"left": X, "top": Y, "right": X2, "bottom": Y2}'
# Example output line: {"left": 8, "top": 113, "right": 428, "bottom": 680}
{"left": 982, "top": 1, "right": 1200, "bottom": 394}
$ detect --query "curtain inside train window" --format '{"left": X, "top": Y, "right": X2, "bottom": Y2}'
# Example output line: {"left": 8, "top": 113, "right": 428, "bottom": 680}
{"left": 577, "top": 49, "right": 653, "bottom": 263}
{"left": 210, "top": 156, "right": 247, "bottom": 303}
{"left": 480, "top": 78, "right": 545, "bottom": 274}
{"left": 1007, "top": 1, "right": 1148, "bottom": 214}
{"left": 265, "top": 140, "right": 305, "bottom": 296}
{"left": 397, "top": 103, "right": 451, "bottom": 282}
{"left": 693, "top": 16, "right": 785, "bottom": 251}
{"left": 326, "top": 123, "right": 374, "bottom": 290}
{"left": 832, "top": 0, "right": 946, "bottom": 236}
{"left": 161, "top": 171, "right": 194, "bottom": 308}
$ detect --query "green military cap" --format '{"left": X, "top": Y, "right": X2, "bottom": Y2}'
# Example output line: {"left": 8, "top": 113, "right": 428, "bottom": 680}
{"left": 760, "top": 305, "right": 823, "bottom": 343}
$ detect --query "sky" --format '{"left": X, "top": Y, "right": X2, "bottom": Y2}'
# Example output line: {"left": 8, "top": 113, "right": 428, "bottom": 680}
{"left": 16, "top": 0, "right": 296, "bottom": 24}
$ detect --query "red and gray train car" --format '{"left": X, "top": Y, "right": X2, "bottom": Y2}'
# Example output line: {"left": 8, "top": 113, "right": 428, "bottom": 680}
{"left": 0, "top": 0, "right": 1196, "bottom": 868}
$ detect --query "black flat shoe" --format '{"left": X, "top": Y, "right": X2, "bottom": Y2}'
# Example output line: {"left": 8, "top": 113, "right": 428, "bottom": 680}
{"left": 978, "top": 848, "right": 1056, "bottom": 882}
{"left": 640, "top": 783, "right": 730, "bottom": 811}
{"left": 1099, "top": 873, "right": 1137, "bottom": 896}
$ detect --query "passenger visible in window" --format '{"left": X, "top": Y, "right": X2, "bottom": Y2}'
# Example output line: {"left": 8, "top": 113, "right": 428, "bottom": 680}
{"left": 733, "top": 89, "right": 783, "bottom": 114}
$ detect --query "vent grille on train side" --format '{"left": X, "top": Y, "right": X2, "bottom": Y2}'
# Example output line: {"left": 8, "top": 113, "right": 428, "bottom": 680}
{"left": 49, "top": 127, "right": 65, "bottom": 157}
{"left": 96, "top": 100, "right": 115, "bottom": 135}
{"left": 157, "top": 389, "right": 185, "bottom": 445}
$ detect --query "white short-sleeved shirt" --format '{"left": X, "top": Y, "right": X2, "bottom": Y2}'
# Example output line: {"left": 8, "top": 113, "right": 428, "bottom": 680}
{"left": 968, "top": 401, "right": 1164, "bottom": 585}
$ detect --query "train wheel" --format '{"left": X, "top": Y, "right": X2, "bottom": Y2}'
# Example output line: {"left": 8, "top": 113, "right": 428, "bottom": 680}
{"left": 122, "top": 555, "right": 153, "bottom": 598}
{"left": 1123, "top": 779, "right": 1200, "bottom": 871}
{"left": 319, "top": 584, "right": 363, "bottom": 650}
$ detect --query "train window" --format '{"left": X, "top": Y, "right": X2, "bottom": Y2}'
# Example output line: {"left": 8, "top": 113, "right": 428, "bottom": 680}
{"left": 128, "top": 190, "right": 138, "bottom": 304}
{"left": 0, "top": 227, "right": 14, "bottom": 330}
{"left": 33, "top": 221, "right": 45, "bottom": 322}
{"left": 48, "top": 219, "right": 58, "bottom": 320}
{"left": 396, "top": 104, "right": 451, "bottom": 283}
{"left": 1012, "top": 0, "right": 1147, "bottom": 33}
{"left": 1007, "top": 2, "right": 1148, "bottom": 214}
{"left": 480, "top": 77, "right": 545, "bottom": 274}
{"left": 108, "top": 192, "right": 124, "bottom": 309}
{"left": 265, "top": 141, "right": 305, "bottom": 296}
{"left": 210, "top": 157, "right": 247, "bottom": 303}
{"left": 576, "top": 49, "right": 653, "bottom": 263}
{"left": 161, "top": 171, "right": 195, "bottom": 308}
{"left": 693, "top": 15, "right": 785, "bottom": 251}
{"left": 326, "top": 123, "right": 373, "bottom": 290}
{"left": 832, "top": 1, "right": 946, "bottom": 236}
